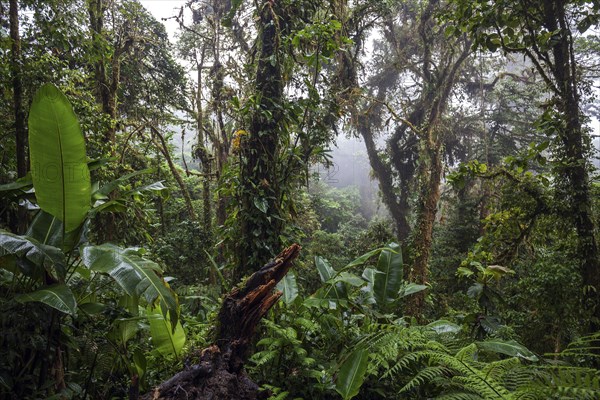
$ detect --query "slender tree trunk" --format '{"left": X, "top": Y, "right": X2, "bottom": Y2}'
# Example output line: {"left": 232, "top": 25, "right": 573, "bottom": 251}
{"left": 194, "top": 53, "right": 215, "bottom": 283}
{"left": 215, "top": 143, "right": 228, "bottom": 229}
{"left": 196, "top": 65, "right": 212, "bottom": 232}
{"left": 88, "top": 0, "right": 124, "bottom": 150}
{"left": 88, "top": 0, "right": 110, "bottom": 141}
{"left": 149, "top": 124, "right": 197, "bottom": 221}
{"left": 9, "top": 0, "right": 28, "bottom": 234}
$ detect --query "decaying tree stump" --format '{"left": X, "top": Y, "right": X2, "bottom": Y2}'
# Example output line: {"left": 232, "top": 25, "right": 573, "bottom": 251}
{"left": 142, "top": 244, "right": 301, "bottom": 400}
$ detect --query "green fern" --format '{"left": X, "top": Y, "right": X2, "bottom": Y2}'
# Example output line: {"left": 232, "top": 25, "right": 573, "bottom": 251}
{"left": 384, "top": 336, "right": 600, "bottom": 400}
{"left": 435, "top": 393, "right": 485, "bottom": 400}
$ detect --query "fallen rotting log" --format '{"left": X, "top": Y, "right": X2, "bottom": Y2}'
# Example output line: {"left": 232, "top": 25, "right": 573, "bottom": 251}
{"left": 142, "top": 244, "right": 302, "bottom": 400}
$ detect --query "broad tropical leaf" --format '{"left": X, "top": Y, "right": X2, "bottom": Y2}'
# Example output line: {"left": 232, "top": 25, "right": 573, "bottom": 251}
{"left": 82, "top": 244, "right": 178, "bottom": 325}
{"left": 315, "top": 256, "right": 335, "bottom": 282}
{"left": 276, "top": 271, "right": 298, "bottom": 304}
{"left": 15, "top": 284, "right": 77, "bottom": 315}
{"left": 427, "top": 319, "right": 461, "bottom": 334}
{"left": 0, "top": 174, "right": 32, "bottom": 196}
{"left": 360, "top": 267, "right": 378, "bottom": 305}
{"left": 476, "top": 339, "right": 538, "bottom": 361}
{"left": 331, "top": 272, "right": 365, "bottom": 287}
{"left": 315, "top": 256, "right": 347, "bottom": 301}
{"left": 399, "top": 283, "right": 428, "bottom": 298}
{"left": 133, "top": 349, "right": 147, "bottom": 381}
{"left": 93, "top": 168, "right": 155, "bottom": 200}
{"left": 336, "top": 349, "right": 369, "bottom": 400}
{"left": 374, "top": 242, "right": 403, "bottom": 309}
{"left": 0, "top": 230, "right": 65, "bottom": 280}
{"left": 111, "top": 318, "right": 141, "bottom": 345}
{"left": 28, "top": 84, "right": 91, "bottom": 232}
{"left": 344, "top": 248, "right": 383, "bottom": 269}
{"left": 147, "top": 305, "right": 186, "bottom": 359}
{"left": 26, "top": 210, "right": 83, "bottom": 252}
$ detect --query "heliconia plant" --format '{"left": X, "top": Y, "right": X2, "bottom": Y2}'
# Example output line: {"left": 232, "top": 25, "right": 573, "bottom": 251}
{"left": 0, "top": 84, "right": 183, "bottom": 394}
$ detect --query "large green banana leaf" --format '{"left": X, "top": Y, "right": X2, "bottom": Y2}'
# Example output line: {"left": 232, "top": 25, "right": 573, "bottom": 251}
{"left": 335, "top": 349, "right": 369, "bottom": 400}
{"left": 0, "top": 230, "right": 66, "bottom": 281}
{"left": 276, "top": 271, "right": 298, "bottom": 305}
{"left": 28, "top": 83, "right": 90, "bottom": 232}
{"left": 26, "top": 210, "right": 83, "bottom": 252}
{"left": 82, "top": 244, "right": 179, "bottom": 326}
{"left": 15, "top": 284, "right": 77, "bottom": 316}
{"left": 373, "top": 242, "right": 403, "bottom": 310}
{"left": 147, "top": 305, "right": 186, "bottom": 359}
{"left": 476, "top": 339, "right": 538, "bottom": 361}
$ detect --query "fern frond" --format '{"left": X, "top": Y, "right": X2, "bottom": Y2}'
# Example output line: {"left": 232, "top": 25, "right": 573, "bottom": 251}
{"left": 556, "top": 332, "right": 600, "bottom": 360}
{"left": 455, "top": 343, "right": 478, "bottom": 361}
{"left": 451, "top": 371, "right": 512, "bottom": 399}
{"left": 549, "top": 365, "right": 600, "bottom": 400}
{"left": 482, "top": 357, "right": 522, "bottom": 385}
{"left": 499, "top": 363, "right": 536, "bottom": 391}
{"left": 436, "top": 392, "right": 485, "bottom": 400}
{"left": 400, "top": 366, "right": 452, "bottom": 393}
{"left": 250, "top": 349, "right": 278, "bottom": 367}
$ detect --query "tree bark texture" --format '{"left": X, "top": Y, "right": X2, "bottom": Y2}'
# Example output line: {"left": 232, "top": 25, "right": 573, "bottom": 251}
{"left": 88, "top": 0, "right": 131, "bottom": 150}
{"left": 238, "top": 1, "right": 285, "bottom": 280}
{"left": 9, "top": 0, "right": 28, "bottom": 234}
{"left": 142, "top": 244, "right": 301, "bottom": 400}
{"left": 542, "top": 0, "right": 600, "bottom": 327}
{"left": 195, "top": 60, "right": 212, "bottom": 233}
{"left": 403, "top": 0, "right": 470, "bottom": 317}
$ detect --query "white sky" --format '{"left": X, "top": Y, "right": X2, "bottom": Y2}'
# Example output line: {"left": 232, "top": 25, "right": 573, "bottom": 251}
{"left": 139, "top": 0, "right": 185, "bottom": 43}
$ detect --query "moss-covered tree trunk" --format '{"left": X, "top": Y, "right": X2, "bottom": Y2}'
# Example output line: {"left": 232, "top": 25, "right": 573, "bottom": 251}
{"left": 403, "top": 0, "right": 470, "bottom": 317}
{"left": 543, "top": 0, "right": 600, "bottom": 330}
{"left": 238, "top": 1, "right": 285, "bottom": 280}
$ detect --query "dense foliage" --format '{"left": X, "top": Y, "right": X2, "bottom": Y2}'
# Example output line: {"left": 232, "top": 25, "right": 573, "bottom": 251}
{"left": 0, "top": 0, "right": 599, "bottom": 399}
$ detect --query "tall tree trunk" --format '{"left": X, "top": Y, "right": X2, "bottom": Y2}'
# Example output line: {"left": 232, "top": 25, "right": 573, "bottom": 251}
{"left": 404, "top": 0, "right": 471, "bottom": 317}
{"left": 361, "top": 123, "right": 411, "bottom": 241}
{"left": 196, "top": 65, "right": 212, "bottom": 232}
{"left": 9, "top": 0, "right": 28, "bottom": 234}
{"left": 88, "top": 0, "right": 124, "bottom": 151}
{"left": 237, "top": 1, "right": 284, "bottom": 280}
{"left": 193, "top": 55, "right": 216, "bottom": 282}
{"left": 406, "top": 142, "right": 443, "bottom": 316}
{"left": 88, "top": 0, "right": 110, "bottom": 143}
{"left": 543, "top": 0, "right": 600, "bottom": 328}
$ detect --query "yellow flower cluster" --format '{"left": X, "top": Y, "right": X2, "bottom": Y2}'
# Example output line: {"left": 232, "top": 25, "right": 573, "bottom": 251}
{"left": 232, "top": 129, "right": 248, "bottom": 151}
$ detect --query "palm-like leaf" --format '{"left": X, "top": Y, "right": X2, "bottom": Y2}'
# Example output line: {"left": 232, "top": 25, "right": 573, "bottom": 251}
{"left": 276, "top": 271, "right": 298, "bottom": 304}
{"left": 476, "top": 339, "right": 538, "bottom": 362}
